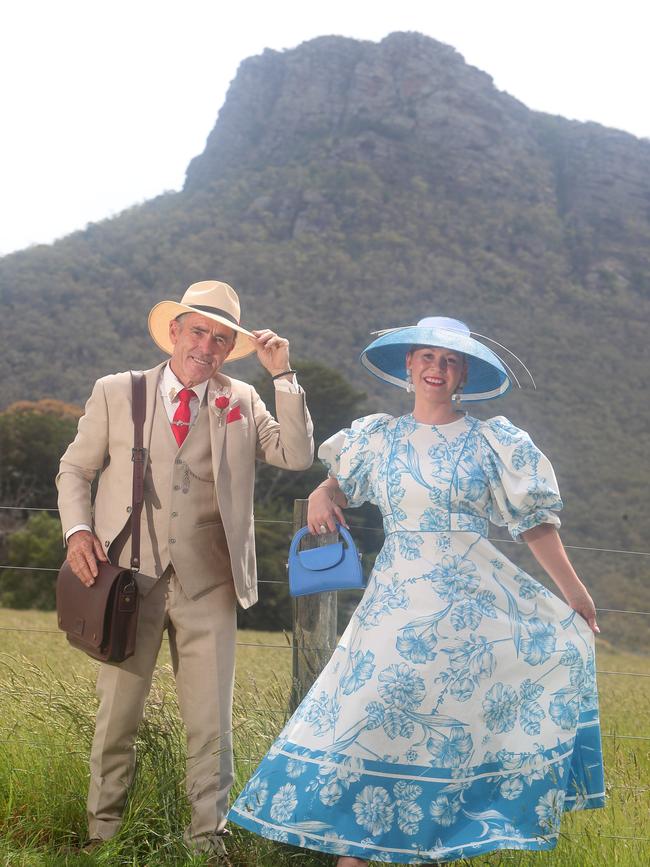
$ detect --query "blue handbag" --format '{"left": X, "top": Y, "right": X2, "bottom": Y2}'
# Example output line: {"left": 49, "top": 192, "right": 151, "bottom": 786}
{"left": 288, "top": 524, "right": 366, "bottom": 596}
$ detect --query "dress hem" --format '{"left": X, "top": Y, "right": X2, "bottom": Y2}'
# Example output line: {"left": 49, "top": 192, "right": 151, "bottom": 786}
{"left": 229, "top": 804, "right": 602, "bottom": 863}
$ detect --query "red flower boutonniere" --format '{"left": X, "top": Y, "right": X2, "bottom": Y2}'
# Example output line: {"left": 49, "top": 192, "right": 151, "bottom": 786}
{"left": 209, "top": 389, "right": 243, "bottom": 426}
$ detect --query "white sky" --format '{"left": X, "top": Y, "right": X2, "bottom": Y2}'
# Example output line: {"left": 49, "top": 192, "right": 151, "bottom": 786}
{"left": 2, "top": 0, "right": 649, "bottom": 256}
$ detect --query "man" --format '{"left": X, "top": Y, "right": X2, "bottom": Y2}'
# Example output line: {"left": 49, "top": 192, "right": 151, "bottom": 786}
{"left": 57, "top": 280, "right": 313, "bottom": 862}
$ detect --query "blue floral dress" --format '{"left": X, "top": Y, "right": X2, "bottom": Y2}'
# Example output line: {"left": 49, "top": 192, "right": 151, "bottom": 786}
{"left": 229, "top": 414, "right": 605, "bottom": 863}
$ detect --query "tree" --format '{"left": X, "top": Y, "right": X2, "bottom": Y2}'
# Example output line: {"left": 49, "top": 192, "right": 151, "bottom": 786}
{"left": 0, "top": 511, "right": 63, "bottom": 609}
{"left": 0, "top": 399, "right": 82, "bottom": 509}
{"left": 252, "top": 359, "right": 367, "bottom": 508}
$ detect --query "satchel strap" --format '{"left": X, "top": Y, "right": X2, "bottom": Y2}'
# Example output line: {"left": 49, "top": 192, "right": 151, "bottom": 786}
{"left": 129, "top": 371, "right": 147, "bottom": 572}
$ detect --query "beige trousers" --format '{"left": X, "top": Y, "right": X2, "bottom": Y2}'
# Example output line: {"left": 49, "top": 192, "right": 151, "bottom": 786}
{"left": 87, "top": 571, "right": 237, "bottom": 851}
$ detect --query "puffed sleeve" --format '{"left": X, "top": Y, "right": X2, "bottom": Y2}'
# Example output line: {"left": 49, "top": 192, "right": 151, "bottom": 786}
{"left": 480, "top": 416, "right": 563, "bottom": 540}
{"left": 317, "top": 414, "right": 392, "bottom": 508}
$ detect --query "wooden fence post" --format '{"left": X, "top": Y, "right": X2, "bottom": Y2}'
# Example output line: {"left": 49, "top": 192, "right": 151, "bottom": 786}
{"left": 290, "top": 499, "right": 338, "bottom": 711}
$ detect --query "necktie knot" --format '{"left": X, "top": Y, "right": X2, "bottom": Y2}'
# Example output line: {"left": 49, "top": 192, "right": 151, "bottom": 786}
{"left": 177, "top": 387, "right": 195, "bottom": 405}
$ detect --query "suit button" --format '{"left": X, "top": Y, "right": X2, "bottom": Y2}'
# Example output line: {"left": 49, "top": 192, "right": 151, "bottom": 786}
{"left": 171, "top": 511, "right": 178, "bottom": 518}
{"left": 174, "top": 484, "right": 180, "bottom": 491}
{"left": 126, "top": 506, "right": 132, "bottom": 513}
{"left": 169, "top": 538, "right": 176, "bottom": 544}
{"left": 104, "top": 541, "right": 110, "bottom": 548}
{"left": 175, "top": 458, "right": 183, "bottom": 465}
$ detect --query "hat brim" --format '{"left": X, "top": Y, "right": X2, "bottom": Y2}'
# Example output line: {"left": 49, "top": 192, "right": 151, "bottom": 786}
{"left": 360, "top": 326, "right": 511, "bottom": 402}
{"left": 148, "top": 300, "right": 256, "bottom": 362}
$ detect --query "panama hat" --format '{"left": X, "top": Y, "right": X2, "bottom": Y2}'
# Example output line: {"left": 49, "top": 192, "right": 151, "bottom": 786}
{"left": 360, "top": 317, "right": 519, "bottom": 402}
{"left": 148, "top": 281, "right": 255, "bottom": 362}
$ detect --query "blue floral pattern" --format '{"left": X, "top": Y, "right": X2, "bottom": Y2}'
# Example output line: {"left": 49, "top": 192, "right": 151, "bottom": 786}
{"left": 229, "top": 414, "right": 604, "bottom": 863}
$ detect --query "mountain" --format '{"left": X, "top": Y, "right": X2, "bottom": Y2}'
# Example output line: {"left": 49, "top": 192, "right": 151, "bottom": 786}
{"left": 1, "top": 32, "right": 648, "bottom": 647}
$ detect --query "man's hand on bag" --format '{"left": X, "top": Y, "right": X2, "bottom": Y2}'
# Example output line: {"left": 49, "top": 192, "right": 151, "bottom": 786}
{"left": 66, "top": 530, "right": 107, "bottom": 587}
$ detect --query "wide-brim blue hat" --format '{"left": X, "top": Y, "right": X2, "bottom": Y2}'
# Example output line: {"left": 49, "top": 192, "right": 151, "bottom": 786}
{"left": 360, "top": 317, "right": 512, "bottom": 402}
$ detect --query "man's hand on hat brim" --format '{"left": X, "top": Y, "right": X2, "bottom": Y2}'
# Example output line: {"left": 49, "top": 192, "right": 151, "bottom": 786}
{"left": 250, "top": 329, "right": 292, "bottom": 377}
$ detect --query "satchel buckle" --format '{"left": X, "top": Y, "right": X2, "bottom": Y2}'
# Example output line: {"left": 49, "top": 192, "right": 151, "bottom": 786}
{"left": 131, "top": 447, "right": 146, "bottom": 463}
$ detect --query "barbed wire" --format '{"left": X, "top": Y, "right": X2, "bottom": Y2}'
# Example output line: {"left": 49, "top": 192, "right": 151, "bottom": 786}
{"left": 2, "top": 567, "right": 648, "bottom": 625}
{"left": 1, "top": 623, "right": 649, "bottom": 690}
{"left": 1, "top": 563, "right": 649, "bottom": 620}
{"left": 0, "top": 624, "right": 294, "bottom": 651}
{"left": 0, "top": 563, "right": 286, "bottom": 587}
{"left": 2, "top": 504, "right": 650, "bottom": 559}
{"left": 596, "top": 670, "right": 650, "bottom": 678}
{"left": 2, "top": 564, "right": 649, "bottom": 621}
{"left": 3, "top": 729, "right": 649, "bottom": 795}
{"left": 0, "top": 506, "right": 60, "bottom": 512}
{"left": 3, "top": 627, "right": 650, "bottom": 685}
{"left": 601, "top": 733, "right": 650, "bottom": 741}
{"left": 0, "top": 721, "right": 648, "bottom": 744}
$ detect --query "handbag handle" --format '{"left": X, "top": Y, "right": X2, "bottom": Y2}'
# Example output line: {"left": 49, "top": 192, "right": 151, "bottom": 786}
{"left": 289, "top": 523, "right": 356, "bottom": 559}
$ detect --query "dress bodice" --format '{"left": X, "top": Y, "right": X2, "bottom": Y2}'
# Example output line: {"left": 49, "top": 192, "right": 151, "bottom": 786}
{"left": 319, "top": 413, "right": 562, "bottom": 543}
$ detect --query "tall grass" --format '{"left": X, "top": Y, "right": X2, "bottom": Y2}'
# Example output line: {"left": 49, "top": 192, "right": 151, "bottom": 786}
{"left": 0, "top": 611, "right": 648, "bottom": 865}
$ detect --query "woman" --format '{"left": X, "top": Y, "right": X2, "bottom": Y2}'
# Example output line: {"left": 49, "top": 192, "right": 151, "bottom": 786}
{"left": 229, "top": 318, "right": 605, "bottom": 864}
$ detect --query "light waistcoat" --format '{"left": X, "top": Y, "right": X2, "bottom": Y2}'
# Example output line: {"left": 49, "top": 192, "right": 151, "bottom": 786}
{"left": 110, "top": 394, "right": 233, "bottom": 598}
{"left": 58, "top": 362, "right": 314, "bottom": 610}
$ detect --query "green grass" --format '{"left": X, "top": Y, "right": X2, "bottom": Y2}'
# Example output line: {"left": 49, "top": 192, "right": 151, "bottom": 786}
{"left": 0, "top": 609, "right": 648, "bottom": 865}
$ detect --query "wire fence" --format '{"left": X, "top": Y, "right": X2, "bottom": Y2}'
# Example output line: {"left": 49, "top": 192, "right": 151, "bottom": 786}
{"left": 1, "top": 503, "right": 649, "bottom": 847}
{"left": 1, "top": 505, "right": 648, "bottom": 678}
{"left": 3, "top": 503, "right": 650, "bottom": 555}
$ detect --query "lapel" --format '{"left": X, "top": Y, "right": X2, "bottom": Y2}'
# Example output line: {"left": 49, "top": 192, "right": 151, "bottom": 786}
{"left": 207, "top": 371, "right": 231, "bottom": 482}
{"left": 142, "top": 362, "right": 166, "bottom": 470}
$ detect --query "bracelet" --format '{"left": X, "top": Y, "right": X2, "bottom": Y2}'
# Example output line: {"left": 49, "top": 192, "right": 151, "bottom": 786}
{"left": 271, "top": 369, "right": 297, "bottom": 380}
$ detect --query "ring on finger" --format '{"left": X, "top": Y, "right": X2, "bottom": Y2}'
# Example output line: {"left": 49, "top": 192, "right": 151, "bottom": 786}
{"left": 319, "top": 524, "right": 328, "bottom": 534}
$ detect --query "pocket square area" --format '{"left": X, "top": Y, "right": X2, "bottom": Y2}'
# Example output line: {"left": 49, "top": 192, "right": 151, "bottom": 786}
{"left": 226, "top": 406, "right": 243, "bottom": 423}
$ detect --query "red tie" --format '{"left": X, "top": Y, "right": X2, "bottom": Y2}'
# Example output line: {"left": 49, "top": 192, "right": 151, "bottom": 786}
{"left": 172, "top": 387, "right": 196, "bottom": 447}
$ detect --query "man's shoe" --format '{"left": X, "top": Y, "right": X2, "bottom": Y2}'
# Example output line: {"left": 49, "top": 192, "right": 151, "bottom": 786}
{"left": 203, "top": 835, "right": 233, "bottom": 866}
{"left": 204, "top": 852, "right": 233, "bottom": 867}
{"left": 80, "top": 838, "right": 105, "bottom": 853}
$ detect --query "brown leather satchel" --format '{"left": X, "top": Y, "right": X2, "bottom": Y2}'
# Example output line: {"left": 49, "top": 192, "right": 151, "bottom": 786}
{"left": 56, "top": 371, "right": 146, "bottom": 663}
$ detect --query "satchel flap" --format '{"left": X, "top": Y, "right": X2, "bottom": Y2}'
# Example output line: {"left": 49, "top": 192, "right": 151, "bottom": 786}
{"left": 56, "top": 561, "right": 131, "bottom": 650}
{"left": 296, "top": 541, "right": 344, "bottom": 571}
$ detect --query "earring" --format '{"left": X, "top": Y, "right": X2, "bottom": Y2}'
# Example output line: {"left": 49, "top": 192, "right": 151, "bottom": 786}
{"left": 452, "top": 381, "right": 464, "bottom": 408}
{"left": 406, "top": 370, "right": 413, "bottom": 393}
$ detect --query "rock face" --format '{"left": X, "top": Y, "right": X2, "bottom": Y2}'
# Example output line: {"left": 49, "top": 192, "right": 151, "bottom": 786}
{"left": 184, "top": 31, "right": 650, "bottom": 287}
{"left": 185, "top": 33, "right": 536, "bottom": 194}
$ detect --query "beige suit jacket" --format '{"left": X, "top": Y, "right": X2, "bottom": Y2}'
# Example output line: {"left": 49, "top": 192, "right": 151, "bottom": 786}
{"left": 56, "top": 362, "right": 314, "bottom": 608}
